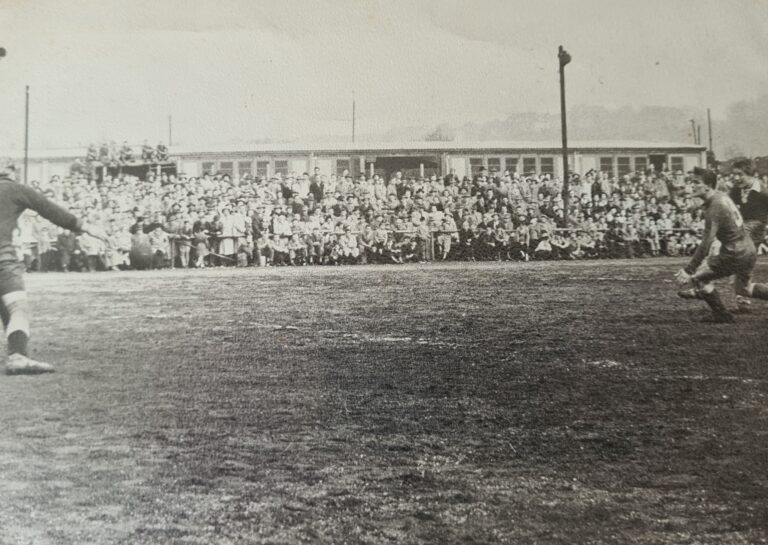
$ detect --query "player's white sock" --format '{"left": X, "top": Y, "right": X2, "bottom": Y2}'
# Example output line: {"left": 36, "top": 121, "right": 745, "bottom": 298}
{"left": 2, "top": 291, "right": 30, "bottom": 355}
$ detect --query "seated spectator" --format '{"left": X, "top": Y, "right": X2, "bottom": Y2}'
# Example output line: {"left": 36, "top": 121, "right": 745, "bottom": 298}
{"left": 550, "top": 233, "right": 572, "bottom": 260}
{"left": 149, "top": 225, "right": 170, "bottom": 269}
{"left": 324, "top": 234, "right": 341, "bottom": 265}
{"left": 141, "top": 140, "right": 156, "bottom": 162}
{"left": 271, "top": 234, "right": 290, "bottom": 266}
{"left": 288, "top": 233, "right": 307, "bottom": 265}
{"left": 533, "top": 234, "right": 553, "bottom": 260}
{"left": 400, "top": 235, "right": 419, "bottom": 263}
{"left": 254, "top": 232, "right": 272, "bottom": 266}
{"left": 119, "top": 141, "right": 134, "bottom": 163}
{"left": 236, "top": 244, "right": 250, "bottom": 267}
{"left": 156, "top": 141, "right": 169, "bottom": 162}
{"left": 339, "top": 227, "right": 360, "bottom": 265}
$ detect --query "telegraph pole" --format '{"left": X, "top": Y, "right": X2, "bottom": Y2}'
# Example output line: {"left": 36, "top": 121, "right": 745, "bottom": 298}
{"left": 169, "top": 115, "right": 173, "bottom": 147}
{"left": 24, "top": 86, "right": 29, "bottom": 184}
{"left": 352, "top": 92, "right": 356, "bottom": 144}
{"left": 558, "top": 45, "right": 571, "bottom": 228}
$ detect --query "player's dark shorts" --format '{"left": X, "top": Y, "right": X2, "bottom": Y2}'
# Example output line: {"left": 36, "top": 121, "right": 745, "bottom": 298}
{"left": 698, "top": 250, "right": 756, "bottom": 283}
{"left": 0, "top": 259, "right": 26, "bottom": 296}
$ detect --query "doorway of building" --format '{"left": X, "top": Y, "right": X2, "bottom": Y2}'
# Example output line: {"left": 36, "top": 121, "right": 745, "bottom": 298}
{"left": 649, "top": 154, "right": 667, "bottom": 173}
{"left": 373, "top": 156, "right": 440, "bottom": 180}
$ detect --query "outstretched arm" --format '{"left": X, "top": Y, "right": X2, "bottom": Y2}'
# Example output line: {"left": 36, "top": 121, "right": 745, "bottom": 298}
{"left": 16, "top": 184, "right": 81, "bottom": 232}
{"left": 15, "top": 184, "right": 108, "bottom": 242}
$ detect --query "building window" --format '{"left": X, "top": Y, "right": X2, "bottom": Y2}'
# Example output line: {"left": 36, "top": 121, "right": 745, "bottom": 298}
{"left": 670, "top": 156, "right": 684, "bottom": 173}
{"left": 469, "top": 157, "right": 484, "bottom": 177}
{"left": 540, "top": 157, "right": 554, "bottom": 175}
{"left": 256, "top": 161, "right": 269, "bottom": 178}
{"left": 238, "top": 161, "right": 252, "bottom": 177}
{"left": 522, "top": 157, "right": 537, "bottom": 175}
{"left": 219, "top": 161, "right": 233, "bottom": 177}
{"left": 600, "top": 157, "right": 614, "bottom": 174}
{"left": 274, "top": 160, "right": 289, "bottom": 176}
{"left": 505, "top": 157, "right": 518, "bottom": 174}
{"left": 617, "top": 156, "right": 631, "bottom": 176}
{"left": 336, "top": 159, "right": 350, "bottom": 176}
{"left": 202, "top": 162, "right": 215, "bottom": 175}
{"left": 487, "top": 157, "right": 501, "bottom": 175}
{"left": 634, "top": 156, "right": 647, "bottom": 173}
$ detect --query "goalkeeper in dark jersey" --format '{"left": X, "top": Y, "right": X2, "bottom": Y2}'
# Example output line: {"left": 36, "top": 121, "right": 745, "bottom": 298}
{"left": 675, "top": 168, "right": 768, "bottom": 322}
{"left": 728, "top": 159, "right": 768, "bottom": 312}
{"left": 0, "top": 162, "right": 106, "bottom": 374}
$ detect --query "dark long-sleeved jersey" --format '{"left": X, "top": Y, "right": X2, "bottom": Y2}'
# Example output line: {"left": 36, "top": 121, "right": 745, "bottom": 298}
{"left": 0, "top": 177, "right": 82, "bottom": 264}
{"left": 685, "top": 191, "right": 752, "bottom": 274}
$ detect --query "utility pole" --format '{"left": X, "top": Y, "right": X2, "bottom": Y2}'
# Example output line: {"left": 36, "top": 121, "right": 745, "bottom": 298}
{"left": 558, "top": 45, "right": 571, "bottom": 228}
{"left": 689, "top": 119, "right": 697, "bottom": 144}
{"left": 352, "top": 92, "right": 356, "bottom": 144}
{"left": 168, "top": 115, "right": 173, "bottom": 147}
{"left": 24, "top": 86, "right": 29, "bottom": 184}
{"left": 707, "top": 108, "right": 713, "bottom": 150}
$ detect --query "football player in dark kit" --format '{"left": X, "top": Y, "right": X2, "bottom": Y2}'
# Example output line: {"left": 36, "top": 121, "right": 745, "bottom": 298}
{"left": 728, "top": 159, "right": 768, "bottom": 312}
{"left": 676, "top": 167, "right": 768, "bottom": 322}
{"left": 0, "top": 162, "right": 106, "bottom": 374}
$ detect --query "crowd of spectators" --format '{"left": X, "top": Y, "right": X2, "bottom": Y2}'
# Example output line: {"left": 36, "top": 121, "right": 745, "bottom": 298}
{"left": 13, "top": 160, "right": 768, "bottom": 273}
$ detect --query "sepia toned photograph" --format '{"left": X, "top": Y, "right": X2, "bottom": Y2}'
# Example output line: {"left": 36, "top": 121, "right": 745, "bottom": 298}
{"left": 1, "top": 0, "right": 767, "bottom": 543}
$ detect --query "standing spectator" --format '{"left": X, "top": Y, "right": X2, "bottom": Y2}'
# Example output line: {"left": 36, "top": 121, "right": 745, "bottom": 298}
{"left": 176, "top": 219, "right": 193, "bottom": 268}
{"left": 436, "top": 218, "right": 455, "bottom": 260}
{"left": 192, "top": 221, "right": 210, "bottom": 268}
{"left": 458, "top": 221, "right": 476, "bottom": 261}
{"left": 78, "top": 230, "right": 104, "bottom": 272}
{"left": 415, "top": 217, "right": 431, "bottom": 263}
{"left": 57, "top": 229, "right": 78, "bottom": 272}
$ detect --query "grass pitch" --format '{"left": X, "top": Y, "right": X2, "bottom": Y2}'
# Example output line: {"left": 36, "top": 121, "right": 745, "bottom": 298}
{"left": 1, "top": 259, "right": 767, "bottom": 544}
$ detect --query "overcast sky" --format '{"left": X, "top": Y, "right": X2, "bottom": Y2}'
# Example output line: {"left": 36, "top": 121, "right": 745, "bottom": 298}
{"left": 0, "top": 0, "right": 766, "bottom": 150}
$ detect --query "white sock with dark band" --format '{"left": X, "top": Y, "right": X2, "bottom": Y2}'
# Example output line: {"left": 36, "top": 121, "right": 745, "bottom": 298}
{"left": 2, "top": 291, "right": 30, "bottom": 356}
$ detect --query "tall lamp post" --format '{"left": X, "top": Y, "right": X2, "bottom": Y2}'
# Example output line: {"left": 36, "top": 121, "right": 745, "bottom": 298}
{"left": 558, "top": 45, "right": 571, "bottom": 228}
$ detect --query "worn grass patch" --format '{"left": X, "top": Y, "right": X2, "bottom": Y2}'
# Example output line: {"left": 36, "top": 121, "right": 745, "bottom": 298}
{"left": 0, "top": 259, "right": 767, "bottom": 544}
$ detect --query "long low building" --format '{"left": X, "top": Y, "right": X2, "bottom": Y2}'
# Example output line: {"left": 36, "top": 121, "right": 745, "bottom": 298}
{"left": 12, "top": 140, "right": 707, "bottom": 183}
